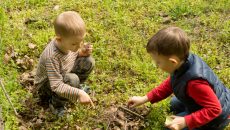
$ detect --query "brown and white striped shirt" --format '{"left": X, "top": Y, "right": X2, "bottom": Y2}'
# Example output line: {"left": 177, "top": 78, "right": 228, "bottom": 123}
{"left": 34, "top": 39, "right": 79, "bottom": 101}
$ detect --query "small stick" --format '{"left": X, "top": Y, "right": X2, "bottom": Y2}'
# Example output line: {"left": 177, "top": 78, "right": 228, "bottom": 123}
{"left": 118, "top": 106, "right": 144, "bottom": 120}
{"left": 124, "top": 120, "right": 127, "bottom": 130}
{"left": 0, "top": 106, "right": 4, "bottom": 130}
{"left": 0, "top": 79, "right": 18, "bottom": 116}
{"left": 106, "top": 120, "right": 111, "bottom": 130}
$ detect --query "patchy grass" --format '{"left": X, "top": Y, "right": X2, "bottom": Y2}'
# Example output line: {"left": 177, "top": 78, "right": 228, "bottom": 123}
{"left": 0, "top": 0, "right": 229, "bottom": 129}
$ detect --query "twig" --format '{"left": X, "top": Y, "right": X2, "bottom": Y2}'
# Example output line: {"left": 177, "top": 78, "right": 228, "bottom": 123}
{"left": 0, "top": 79, "right": 18, "bottom": 116}
{"left": 118, "top": 106, "right": 144, "bottom": 120}
{"left": 0, "top": 106, "right": 4, "bottom": 130}
{"left": 106, "top": 107, "right": 119, "bottom": 130}
{"left": 124, "top": 120, "right": 127, "bottom": 130}
{"left": 106, "top": 120, "right": 111, "bottom": 130}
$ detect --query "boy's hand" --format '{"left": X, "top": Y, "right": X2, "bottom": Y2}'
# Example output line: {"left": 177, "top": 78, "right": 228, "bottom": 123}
{"left": 166, "top": 116, "right": 187, "bottom": 130}
{"left": 79, "top": 43, "right": 93, "bottom": 57}
{"left": 127, "top": 96, "right": 149, "bottom": 108}
{"left": 78, "top": 89, "right": 95, "bottom": 108}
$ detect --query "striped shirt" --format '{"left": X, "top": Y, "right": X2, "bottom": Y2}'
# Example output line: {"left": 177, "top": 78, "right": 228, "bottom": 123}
{"left": 34, "top": 39, "right": 79, "bottom": 101}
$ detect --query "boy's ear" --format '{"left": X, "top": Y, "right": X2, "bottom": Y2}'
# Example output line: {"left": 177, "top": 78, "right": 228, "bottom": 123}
{"left": 169, "top": 57, "right": 178, "bottom": 65}
{"left": 55, "top": 36, "right": 62, "bottom": 42}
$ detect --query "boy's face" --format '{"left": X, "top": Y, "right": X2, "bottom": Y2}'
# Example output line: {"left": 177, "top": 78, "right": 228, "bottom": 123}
{"left": 151, "top": 53, "right": 179, "bottom": 74}
{"left": 59, "top": 34, "right": 85, "bottom": 52}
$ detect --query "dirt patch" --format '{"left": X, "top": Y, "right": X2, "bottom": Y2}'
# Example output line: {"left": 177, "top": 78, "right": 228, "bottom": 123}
{"left": 95, "top": 105, "right": 150, "bottom": 130}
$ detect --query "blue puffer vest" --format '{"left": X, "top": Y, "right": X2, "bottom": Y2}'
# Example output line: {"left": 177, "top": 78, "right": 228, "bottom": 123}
{"left": 171, "top": 53, "right": 230, "bottom": 127}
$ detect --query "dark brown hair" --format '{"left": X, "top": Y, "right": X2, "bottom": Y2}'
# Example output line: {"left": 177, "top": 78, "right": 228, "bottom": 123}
{"left": 146, "top": 27, "right": 190, "bottom": 60}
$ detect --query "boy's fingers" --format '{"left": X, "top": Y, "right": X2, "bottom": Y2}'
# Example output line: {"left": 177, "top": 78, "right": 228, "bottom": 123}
{"left": 90, "top": 100, "right": 95, "bottom": 109}
{"left": 128, "top": 102, "right": 136, "bottom": 108}
{"left": 169, "top": 123, "right": 180, "bottom": 130}
{"left": 87, "top": 44, "right": 93, "bottom": 48}
{"left": 132, "top": 103, "right": 137, "bottom": 108}
{"left": 86, "top": 47, "right": 93, "bottom": 51}
{"left": 127, "top": 100, "right": 133, "bottom": 105}
{"left": 170, "top": 115, "right": 177, "bottom": 119}
{"left": 169, "top": 124, "right": 178, "bottom": 130}
{"left": 167, "top": 125, "right": 174, "bottom": 130}
{"left": 84, "top": 43, "right": 92, "bottom": 48}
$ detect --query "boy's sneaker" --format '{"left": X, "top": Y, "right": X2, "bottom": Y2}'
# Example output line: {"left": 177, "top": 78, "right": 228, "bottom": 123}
{"left": 80, "top": 84, "right": 91, "bottom": 94}
{"left": 49, "top": 100, "right": 65, "bottom": 117}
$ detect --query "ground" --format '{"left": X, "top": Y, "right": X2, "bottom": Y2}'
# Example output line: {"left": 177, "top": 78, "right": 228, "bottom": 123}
{"left": 0, "top": 0, "right": 229, "bottom": 130}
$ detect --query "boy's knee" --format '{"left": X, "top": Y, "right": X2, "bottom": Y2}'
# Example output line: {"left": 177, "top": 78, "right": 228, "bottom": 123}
{"left": 74, "top": 56, "right": 95, "bottom": 72}
{"left": 81, "top": 56, "right": 95, "bottom": 69}
{"left": 170, "top": 96, "right": 179, "bottom": 107}
{"left": 170, "top": 96, "right": 186, "bottom": 113}
{"left": 86, "top": 56, "right": 95, "bottom": 64}
{"left": 64, "top": 73, "right": 80, "bottom": 88}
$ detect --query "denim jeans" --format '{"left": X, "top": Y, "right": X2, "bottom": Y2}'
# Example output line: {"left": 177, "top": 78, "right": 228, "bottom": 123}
{"left": 165, "top": 96, "right": 230, "bottom": 130}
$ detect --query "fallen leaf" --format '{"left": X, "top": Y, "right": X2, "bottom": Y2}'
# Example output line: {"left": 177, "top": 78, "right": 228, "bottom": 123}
{"left": 53, "top": 5, "right": 60, "bottom": 10}
{"left": 162, "top": 17, "right": 171, "bottom": 24}
{"left": 16, "top": 59, "right": 24, "bottom": 65}
{"left": 113, "top": 118, "right": 125, "bottom": 128}
{"left": 19, "top": 126, "right": 28, "bottom": 130}
{"left": 62, "top": 125, "right": 68, "bottom": 130}
{"left": 16, "top": 55, "right": 35, "bottom": 70}
{"left": 5, "top": 45, "right": 14, "bottom": 54}
{"left": 3, "top": 53, "right": 11, "bottom": 64}
{"left": 3, "top": 46, "right": 17, "bottom": 64}
{"left": 21, "top": 72, "right": 30, "bottom": 80}
{"left": 75, "top": 125, "right": 81, "bottom": 130}
{"left": 35, "top": 119, "right": 42, "bottom": 125}
{"left": 94, "top": 128, "right": 103, "bottom": 130}
{"left": 159, "top": 12, "right": 168, "bottom": 17}
{"left": 28, "top": 43, "right": 37, "bottom": 49}
{"left": 24, "top": 18, "right": 37, "bottom": 24}
{"left": 105, "top": 106, "right": 118, "bottom": 115}
{"left": 112, "top": 126, "right": 121, "bottom": 130}
{"left": 117, "top": 111, "right": 126, "bottom": 120}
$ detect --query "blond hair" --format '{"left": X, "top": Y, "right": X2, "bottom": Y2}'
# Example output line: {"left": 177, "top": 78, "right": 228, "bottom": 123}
{"left": 54, "top": 11, "right": 86, "bottom": 38}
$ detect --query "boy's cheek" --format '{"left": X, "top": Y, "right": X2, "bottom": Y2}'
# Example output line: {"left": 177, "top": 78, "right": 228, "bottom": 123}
{"left": 72, "top": 48, "right": 79, "bottom": 52}
{"left": 160, "top": 66, "right": 170, "bottom": 73}
{"left": 68, "top": 46, "right": 77, "bottom": 52}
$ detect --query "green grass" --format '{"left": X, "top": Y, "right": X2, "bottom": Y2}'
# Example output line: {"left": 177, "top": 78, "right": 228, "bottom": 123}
{"left": 0, "top": 0, "right": 229, "bottom": 129}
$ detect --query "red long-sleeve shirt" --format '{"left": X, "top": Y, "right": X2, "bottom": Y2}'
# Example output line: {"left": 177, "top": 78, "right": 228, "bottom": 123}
{"left": 147, "top": 77, "right": 224, "bottom": 129}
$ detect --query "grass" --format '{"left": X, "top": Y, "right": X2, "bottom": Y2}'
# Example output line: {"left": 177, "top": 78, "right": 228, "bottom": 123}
{"left": 0, "top": 0, "right": 229, "bottom": 129}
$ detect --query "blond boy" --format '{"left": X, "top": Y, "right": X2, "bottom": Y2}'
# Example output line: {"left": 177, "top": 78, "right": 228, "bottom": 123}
{"left": 35, "top": 11, "right": 95, "bottom": 116}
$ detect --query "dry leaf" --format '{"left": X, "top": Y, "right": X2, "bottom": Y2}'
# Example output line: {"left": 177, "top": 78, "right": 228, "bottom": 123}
{"left": 3, "top": 45, "right": 17, "bottom": 64}
{"left": 3, "top": 53, "right": 11, "bottom": 64}
{"left": 113, "top": 118, "right": 125, "bottom": 127}
{"left": 53, "top": 5, "right": 59, "bottom": 10}
{"left": 24, "top": 18, "right": 37, "bottom": 24}
{"left": 117, "top": 111, "right": 126, "bottom": 120}
{"left": 62, "top": 125, "right": 68, "bottom": 130}
{"left": 94, "top": 128, "right": 103, "bottom": 130}
{"left": 28, "top": 43, "right": 37, "bottom": 49}
{"left": 16, "top": 59, "right": 24, "bottom": 65}
{"left": 19, "top": 126, "right": 28, "bottom": 130}
{"left": 75, "top": 125, "right": 81, "bottom": 130}
{"left": 16, "top": 55, "right": 34, "bottom": 70}
{"left": 162, "top": 17, "right": 171, "bottom": 24}
{"left": 112, "top": 126, "right": 121, "bottom": 130}
{"left": 35, "top": 119, "right": 42, "bottom": 125}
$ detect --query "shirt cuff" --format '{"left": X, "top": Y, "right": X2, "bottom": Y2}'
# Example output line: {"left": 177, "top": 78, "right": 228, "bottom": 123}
{"left": 146, "top": 92, "right": 154, "bottom": 104}
{"left": 185, "top": 115, "right": 194, "bottom": 130}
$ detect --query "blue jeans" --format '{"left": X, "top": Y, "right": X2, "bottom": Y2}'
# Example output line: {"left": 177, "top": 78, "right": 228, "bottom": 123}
{"left": 165, "top": 97, "right": 230, "bottom": 130}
